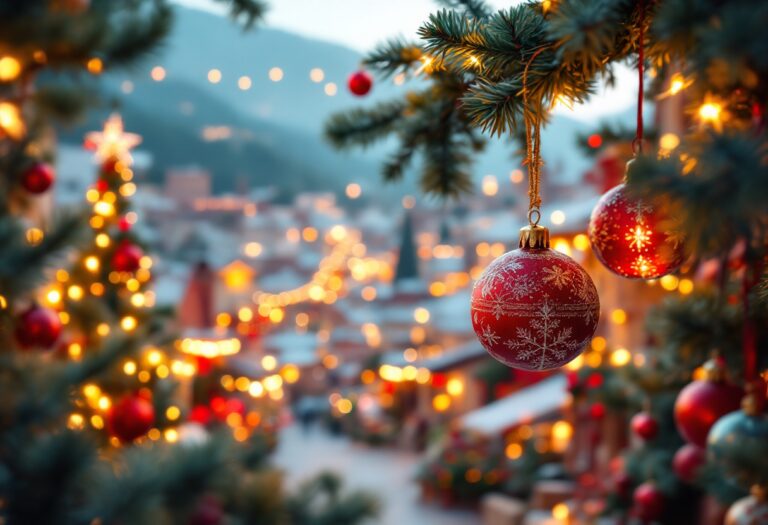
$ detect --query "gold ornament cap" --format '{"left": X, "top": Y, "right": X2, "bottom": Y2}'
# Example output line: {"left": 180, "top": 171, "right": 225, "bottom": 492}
{"left": 519, "top": 209, "right": 550, "bottom": 249}
{"left": 701, "top": 354, "right": 728, "bottom": 383}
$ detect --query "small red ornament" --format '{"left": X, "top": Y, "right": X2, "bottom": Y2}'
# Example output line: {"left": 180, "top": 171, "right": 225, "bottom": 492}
{"left": 614, "top": 472, "right": 633, "bottom": 499}
{"left": 15, "top": 305, "right": 62, "bottom": 349}
{"left": 633, "top": 482, "right": 665, "bottom": 522}
{"left": 21, "top": 163, "right": 55, "bottom": 194}
{"left": 672, "top": 443, "right": 706, "bottom": 483}
{"left": 674, "top": 357, "right": 743, "bottom": 447}
{"left": 588, "top": 168, "right": 684, "bottom": 279}
{"left": 102, "top": 156, "right": 120, "bottom": 174}
{"left": 111, "top": 242, "right": 144, "bottom": 273}
{"left": 188, "top": 494, "right": 223, "bottom": 525}
{"left": 118, "top": 216, "right": 132, "bottom": 232}
{"left": 108, "top": 394, "right": 155, "bottom": 442}
{"left": 586, "top": 372, "right": 604, "bottom": 389}
{"left": 347, "top": 70, "right": 373, "bottom": 96}
{"left": 589, "top": 402, "right": 606, "bottom": 420}
{"left": 471, "top": 224, "right": 599, "bottom": 371}
{"left": 189, "top": 405, "right": 212, "bottom": 426}
{"left": 631, "top": 411, "right": 659, "bottom": 441}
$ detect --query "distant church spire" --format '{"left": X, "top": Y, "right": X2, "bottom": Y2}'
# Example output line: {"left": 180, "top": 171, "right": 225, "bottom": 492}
{"left": 395, "top": 211, "right": 419, "bottom": 282}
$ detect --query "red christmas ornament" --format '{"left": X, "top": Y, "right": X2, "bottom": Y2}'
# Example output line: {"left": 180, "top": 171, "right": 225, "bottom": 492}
{"left": 633, "top": 482, "right": 665, "bottom": 522}
{"left": 188, "top": 494, "right": 223, "bottom": 525}
{"left": 15, "top": 305, "right": 62, "bottom": 349}
{"left": 614, "top": 472, "right": 633, "bottom": 499}
{"left": 108, "top": 394, "right": 155, "bottom": 442}
{"left": 21, "top": 163, "right": 55, "bottom": 194}
{"left": 102, "top": 156, "right": 120, "bottom": 174}
{"left": 347, "top": 70, "right": 373, "bottom": 96}
{"left": 589, "top": 402, "right": 606, "bottom": 420}
{"left": 118, "top": 216, "right": 132, "bottom": 232}
{"left": 586, "top": 372, "right": 604, "bottom": 389}
{"left": 672, "top": 444, "right": 706, "bottom": 483}
{"left": 471, "top": 224, "right": 599, "bottom": 371}
{"left": 631, "top": 411, "right": 659, "bottom": 441}
{"left": 674, "top": 357, "right": 743, "bottom": 447}
{"left": 189, "top": 405, "right": 213, "bottom": 426}
{"left": 111, "top": 242, "right": 144, "bottom": 273}
{"left": 588, "top": 171, "right": 684, "bottom": 279}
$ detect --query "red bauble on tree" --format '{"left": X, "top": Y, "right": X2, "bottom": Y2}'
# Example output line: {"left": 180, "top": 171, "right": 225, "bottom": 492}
{"left": 15, "top": 305, "right": 62, "bottom": 349}
{"left": 188, "top": 495, "right": 223, "bottom": 525}
{"left": 347, "top": 70, "right": 373, "bottom": 96}
{"left": 108, "top": 394, "right": 155, "bottom": 442}
{"left": 21, "top": 163, "right": 55, "bottom": 194}
{"left": 588, "top": 163, "right": 684, "bottom": 278}
{"left": 111, "top": 241, "right": 144, "bottom": 273}
{"left": 672, "top": 443, "right": 706, "bottom": 483}
{"left": 674, "top": 357, "right": 743, "bottom": 447}
{"left": 633, "top": 482, "right": 665, "bottom": 522}
{"left": 471, "top": 223, "right": 599, "bottom": 371}
{"left": 631, "top": 411, "right": 659, "bottom": 441}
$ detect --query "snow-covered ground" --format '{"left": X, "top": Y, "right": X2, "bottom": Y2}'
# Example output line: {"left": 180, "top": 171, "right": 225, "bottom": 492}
{"left": 273, "top": 424, "right": 480, "bottom": 525}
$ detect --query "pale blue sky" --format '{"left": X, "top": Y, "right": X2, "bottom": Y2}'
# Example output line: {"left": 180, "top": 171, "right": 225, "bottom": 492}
{"left": 174, "top": 0, "right": 636, "bottom": 121}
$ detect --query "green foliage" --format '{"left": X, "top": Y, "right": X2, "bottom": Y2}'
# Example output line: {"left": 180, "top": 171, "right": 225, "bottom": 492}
{"left": 285, "top": 472, "right": 380, "bottom": 525}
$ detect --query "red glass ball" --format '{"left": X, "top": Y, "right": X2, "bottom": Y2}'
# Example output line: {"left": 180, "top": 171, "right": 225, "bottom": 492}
{"left": 589, "top": 402, "right": 606, "bottom": 420}
{"left": 189, "top": 495, "right": 223, "bottom": 525}
{"left": 111, "top": 242, "right": 144, "bottom": 272}
{"left": 15, "top": 306, "right": 62, "bottom": 349}
{"left": 673, "top": 443, "right": 706, "bottom": 483}
{"left": 108, "top": 394, "right": 155, "bottom": 442}
{"left": 631, "top": 411, "right": 659, "bottom": 441}
{"left": 588, "top": 183, "right": 684, "bottom": 279}
{"left": 633, "top": 482, "right": 665, "bottom": 522}
{"left": 21, "top": 163, "right": 55, "bottom": 194}
{"left": 471, "top": 247, "right": 599, "bottom": 371}
{"left": 118, "top": 216, "right": 132, "bottom": 232}
{"left": 674, "top": 377, "right": 743, "bottom": 447}
{"left": 347, "top": 70, "right": 373, "bottom": 96}
{"left": 614, "top": 472, "right": 633, "bottom": 498}
{"left": 189, "top": 405, "right": 212, "bottom": 426}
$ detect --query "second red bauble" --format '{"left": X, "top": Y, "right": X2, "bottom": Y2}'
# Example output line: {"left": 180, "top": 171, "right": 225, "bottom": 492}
{"left": 471, "top": 243, "right": 600, "bottom": 371}
{"left": 15, "top": 305, "right": 62, "bottom": 349}
{"left": 673, "top": 443, "right": 706, "bottom": 483}
{"left": 111, "top": 242, "right": 144, "bottom": 273}
{"left": 588, "top": 182, "right": 684, "bottom": 279}
{"left": 631, "top": 411, "right": 659, "bottom": 441}
{"left": 21, "top": 163, "right": 55, "bottom": 194}
{"left": 108, "top": 394, "right": 155, "bottom": 442}
{"left": 674, "top": 359, "right": 743, "bottom": 447}
{"left": 347, "top": 70, "right": 373, "bottom": 96}
{"left": 633, "top": 482, "right": 665, "bottom": 522}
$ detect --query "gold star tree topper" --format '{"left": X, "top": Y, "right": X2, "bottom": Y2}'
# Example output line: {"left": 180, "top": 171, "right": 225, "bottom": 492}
{"left": 84, "top": 113, "right": 141, "bottom": 161}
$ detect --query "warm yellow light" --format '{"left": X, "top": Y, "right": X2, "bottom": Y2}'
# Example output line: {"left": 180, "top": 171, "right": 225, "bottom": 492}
{"left": 96, "top": 323, "right": 110, "bottom": 336}
{"left": 322, "top": 354, "right": 339, "bottom": 369}
{"left": 244, "top": 242, "right": 262, "bottom": 258}
{"left": 552, "top": 503, "right": 570, "bottom": 521}
{"left": 68, "top": 285, "right": 84, "bottom": 301}
{"left": 669, "top": 73, "right": 686, "bottom": 95}
{"left": 302, "top": 227, "right": 319, "bottom": 242}
{"left": 238, "top": 75, "right": 252, "bottom": 90}
{"left": 0, "top": 56, "right": 21, "bottom": 81}
{"left": 550, "top": 210, "right": 566, "bottom": 225}
{"left": 414, "top": 307, "right": 430, "bottom": 324}
{"left": 610, "top": 309, "right": 627, "bottom": 325}
{"left": 309, "top": 67, "right": 325, "bottom": 82}
{"left": 360, "top": 369, "right": 376, "bottom": 384}
{"left": 660, "top": 133, "right": 680, "bottom": 151}
{"left": 552, "top": 238, "right": 571, "bottom": 256}
{"left": 432, "top": 394, "right": 451, "bottom": 412}
{"left": 95, "top": 233, "right": 111, "bottom": 248}
{"left": 119, "top": 182, "right": 136, "bottom": 196}
{"left": 91, "top": 415, "right": 104, "bottom": 429}
{"left": 281, "top": 364, "right": 301, "bottom": 383}
{"left": 586, "top": 352, "right": 603, "bottom": 368}
{"left": 269, "top": 67, "right": 284, "bottom": 82}
{"left": 166, "top": 406, "right": 180, "bottom": 421}
{"left": 698, "top": 102, "right": 722, "bottom": 123}
{"left": 269, "top": 307, "right": 284, "bottom": 323}
{"left": 345, "top": 183, "right": 362, "bottom": 199}
{"left": 164, "top": 428, "right": 179, "bottom": 443}
{"left": 482, "top": 175, "right": 498, "bottom": 196}
{"left": 156, "top": 364, "right": 169, "bottom": 378}
{"left": 68, "top": 343, "right": 82, "bottom": 359}
{"left": 208, "top": 69, "right": 222, "bottom": 83}
{"left": 446, "top": 378, "right": 464, "bottom": 397}
{"left": 98, "top": 396, "right": 111, "bottom": 411}
{"left": 610, "top": 347, "right": 632, "bottom": 367}
{"left": 123, "top": 361, "right": 137, "bottom": 375}
{"left": 83, "top": 384, "right": 100, "bottom": 399}
{"left": 505, "top": 442, "right": 523, "bottom": 459}
{"left": 94, "top": 201, "right": 116, "bottom": 217}
{"left": 429, "top": 282, "right": 447, "bottom": 297}
{"left": 403, "top": 347, "right": 418, "bottom": 362}
{"left": 84, "top": 256, "right": 100, "bottom": 272}
{"left": 263, "top": 374, "right": 283, "bottom": 392}
{"left": 238, "top": 307, "right": 253, "bottom": 322}
{"left": 510, "top": 169, "right": 524, "bottom": 184}
{"left": 138, "top": 370, "right": 151, "bottom": 382}
{"left": 678, "top": 278, "right": 694, "bottom": 295}
{"left": 120, "top": 316, "right": 137, "bottom": 331}
{"left": 361, "top": 286, "right": 377, "bottom": 301}
{"left": 235, "top": 376, "right": 251, "bottom": 392}
{"left": 46, "top": 288, "right": 62, "bottom": 305}
{"left": 324, "top": 82, "right": 337, "bottom": 96}
{"left": 573, "top": 234, "right": 590, "bottom": 251}
{"left": 86, "top": 57, "right": 103, "bottom": 75}
{"left": 591, "top": 336, "right": 607, "bottom": 352}
{"left": 26, "top": 228, "right": 44, "bottom": 245}
{"left": 248, "top": 381, "right": 264, "bottom": 398}
{"left": 660, "top": 274, "right": 679, "bottom": 291}
{"left": 150, "top": 66, "right": 166, "bottom": 81}
{"left": 68, "top": 413, "right": 85, "bottom": 430}
{"left": 0, "top": 102, "right": 25, "bottom": 139}
{"left": 261, "top": 355, "right": 278, "bottom": 371}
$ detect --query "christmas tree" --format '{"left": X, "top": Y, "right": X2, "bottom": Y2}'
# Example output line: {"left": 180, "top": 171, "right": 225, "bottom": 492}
{"left": 329, "top": 0, "right": 768, "bottom": 522}
{"left": 0, "top": 2, "right": 378, "bottom": 524}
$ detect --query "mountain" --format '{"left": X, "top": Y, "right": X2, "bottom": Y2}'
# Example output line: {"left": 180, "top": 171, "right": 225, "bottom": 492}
{"left": 56, "top": 5, "right": 639, "bottom": 200}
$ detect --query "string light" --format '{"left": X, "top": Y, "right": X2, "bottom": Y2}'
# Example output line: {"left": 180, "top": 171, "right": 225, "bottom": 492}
{"left": 0, "top": 101, "right": 25, "bottom": 139}
{"left": 0, "top": 56, "right": 21, "bottom": 81}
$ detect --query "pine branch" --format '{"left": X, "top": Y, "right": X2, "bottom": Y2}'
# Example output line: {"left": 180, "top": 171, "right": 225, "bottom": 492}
{"left": 364, "top": 39, "right": 424, "bottom": 77}
{"left": 211, "top": 0, "right": 268, "bottom": 29}
{"left": 325, "top": 101, "right": 408, "bottom": 149}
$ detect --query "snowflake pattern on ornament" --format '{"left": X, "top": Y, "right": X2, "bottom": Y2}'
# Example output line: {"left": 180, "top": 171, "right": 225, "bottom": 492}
{"left": 471, "top": 248, "right": 600, "bottom": 371}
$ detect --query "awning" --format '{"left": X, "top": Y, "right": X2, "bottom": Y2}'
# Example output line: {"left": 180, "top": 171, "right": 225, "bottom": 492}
{"left": 460, "top": 375, "right": 567, "bottom": 436}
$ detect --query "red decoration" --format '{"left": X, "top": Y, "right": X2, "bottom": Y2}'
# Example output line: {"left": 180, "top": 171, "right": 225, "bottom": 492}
{"left": 633, "top": 482, "right": 665, "bottom": 522}
{"left": 587, "top": 134, "right": 603, "bottom": 149}
{"left": 108, "top": 394, "right": 155, "bottom": 442}
{"left": 631, "top": 411, "right": 659, "bottom": 441}
{"left": 614, "top": 472, "right": 633, "bottom": 498}
{"left": 673, "top": 444, "right": 706, "bottom": 483}
{"left": 15, "top": 305, "right": 62, "bottom": 349}
{"left": 189, "top": 405, "right": 212, "bottom": 426}
{"left": 471, "top": 245, "right": 599, "bottom": 370}
{"left": 588, "top": 181, "right": 684, "bottom": 279}
{"left": 21, "top": 163, "right": 55, "bottom": 194}
{"left": 95, "top": 179, "right": 109, "bottom": 193}
{"left": 188, "top": 495, "right": 223, "bottom": 525}
{"left": 674, "top": 358, "right": 743, "bottom": 447}
{"left": 347, "top": 70, "right": 373, "bottom": 96}
{"left": 589, "top": 402, "right": 606, "bottom": 420}
{"left": 586, "top": 372, "right": 604, "bottom": 389}
{"left": 118, "top": 216, "right": 132, "bottom": 232}
{"left": 111, "top": 242, "right": 144, "bottom": 273}
{"left": 102, "top": 156, "right": 120, "bottom": 174}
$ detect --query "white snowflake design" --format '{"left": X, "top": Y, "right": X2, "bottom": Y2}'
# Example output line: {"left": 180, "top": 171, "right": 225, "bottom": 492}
{"left": 503, "top": 301, "right": 581, "bottom": 370}
{"left": 542, "top": 265, "right": 572, "bottom": 289}
{"left": 475, "top": 257, "right": 524, "bottom": 298}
